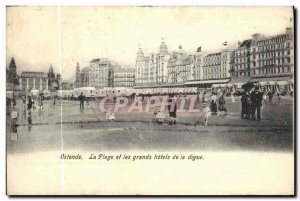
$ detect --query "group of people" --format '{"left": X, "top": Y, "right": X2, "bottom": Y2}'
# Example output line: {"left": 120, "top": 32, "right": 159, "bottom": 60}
{"left": 7, "top": 94, "right": 41, "bottom": 139}
{"left": 241, "top": 87, "right": 263, "bottom": 121}
{"left": 6, "top": 97, "right": 16, "bottom": 110}
{"left": 262, "top": 91, "right": 282, "bottom": 104}
{"left": 153, "top": 90, "right": 229, "bottom": 126}
{"left": 199, "top": 90, "right": 228, "bottom": 126}
{"left": 154, "top": 94, "right": 178, "bottom": 125}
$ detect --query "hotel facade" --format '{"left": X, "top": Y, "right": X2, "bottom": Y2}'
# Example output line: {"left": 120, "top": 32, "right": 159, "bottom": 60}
{"left": 88, "top": 58, "right": 114, "bottom": 88}
{"left": 135, "top": 40, "right": 171, "bottom": 86}
{"left": 202, "top": 49, "right": 231, "bottom": 80}
{"left": 249, "top": 27, "right": 294, "bottom": 78}
{"left": 19, "top": 71, "right": 48, "bottom": 90}
{"left": 113, "top": 67, "right": 135, "bottom": 87}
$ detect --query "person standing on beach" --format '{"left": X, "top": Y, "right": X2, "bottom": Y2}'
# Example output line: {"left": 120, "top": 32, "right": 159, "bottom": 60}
{"left": 78, "top": 93, "right": 85, "bottom": 110}
{"left": 168, "top": 95, "right": 177, "bottom": 125}
{"left": 218, "top": 92, "right": 227, "bottom": 115}
{"left": 250, "top": 87, "right": 263, "bottom": 121}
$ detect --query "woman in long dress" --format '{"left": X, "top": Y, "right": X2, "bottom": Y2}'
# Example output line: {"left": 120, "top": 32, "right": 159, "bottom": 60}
{"left": 168, "top": 95, "right": 177, "bottom": 125}
{"left": 218, "top": 92, "right": 227, "bottom": 115}
{"left": 210, "top": 92, "right": 218, "bottom": 114}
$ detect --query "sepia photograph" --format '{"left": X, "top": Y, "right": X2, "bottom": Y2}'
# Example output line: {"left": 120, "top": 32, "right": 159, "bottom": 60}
{"left": 6, "top": 6, "right": 295, "bottom": 195}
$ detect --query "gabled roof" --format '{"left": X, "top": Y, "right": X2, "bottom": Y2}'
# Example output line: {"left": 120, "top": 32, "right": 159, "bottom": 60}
{"left": 206, "top": 52, "right": 221, "bottom": 57}
{"left": 239, "top": 39, "right": 252, "bottom": 48}
{"left": 90, "top": 58, "right": 100, "bottom": 63}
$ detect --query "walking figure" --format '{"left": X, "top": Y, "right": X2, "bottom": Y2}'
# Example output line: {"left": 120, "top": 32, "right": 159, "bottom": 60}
{"left": 11, "top": 106, "right": 19, "bottom": 141}
{"left": 86, "top": 96, "right": 89, "bottom": 105}
{"left": 210, "top": 92, "right": 218, "bottom": 114}
{"left": 78, "top": 93, "right": 85, "bottom": 110}
{"left": 195, "top": 100, "right": 211, "bottom": 126}
{"left": 230, "top": 90, "right": 235, "bottom": 103}
{"left": 241, "top": 92, "right": 247, "bottom": 119}
{"left": 277, "top": 92, "right": 281, "bottom": 104}
{"left": 268, "top": 92, "right": 273, "bottom": 103}
{"left": 196, "top": 92, "right": 201, "bottom": 104}
{"left": 12, "top": 97, "right": 16, "bottom": 106}
{"left": 250, "top": 87, "right": 263, "bottom": 121}
{"left": 218, "top": 92, "right": 227, "bottom": 115}
{"left": 202, "top": 91, "right": 207, "bottom": 103}
{"left": 53, "top": 95, "right": 56, "bottom": 105}
{"left": 38, "top": 93, "right": 43, "bottom": 110}
{"left": 168, "top": 95, "right": 177, "bottom": 125}
{"left": 241, "top": 92, "right": 251, "bottom": 119}
{"left": 27, "top": 96, "right": 33, "bottom": 114}
{"left": 263, "top": 92, "right": 267, "bottom": 104}
{"left": 6, "top": 97, "right": 11, "bottom": 110}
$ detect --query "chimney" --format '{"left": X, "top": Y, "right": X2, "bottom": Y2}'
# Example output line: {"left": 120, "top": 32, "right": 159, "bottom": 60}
{"left": 286, "top": 27, "right": 293, "bottom": 35}
{"left": 252, "top": 33, "right": 261, "bottom": 41}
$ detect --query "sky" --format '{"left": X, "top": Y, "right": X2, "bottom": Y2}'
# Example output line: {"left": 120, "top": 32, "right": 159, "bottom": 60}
{"left": 6, "top": 6, "right": 293, "bottom": 82}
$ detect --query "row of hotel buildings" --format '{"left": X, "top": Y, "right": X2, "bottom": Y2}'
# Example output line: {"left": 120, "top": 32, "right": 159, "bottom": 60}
{"left": 8, "top": 27, "right": 293, "bottom": 92}
{"left": 74, "top": 59, "right": 135, "bottom": 88}
{"left": 134, "top": 27, "right": 293, "bottom": 88}
{"left": 74, "top": 27, "right": 293, "bottom": 89}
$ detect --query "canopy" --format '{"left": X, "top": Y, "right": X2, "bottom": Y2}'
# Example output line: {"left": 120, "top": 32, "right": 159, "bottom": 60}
{"left": 228, "top": 77, "right": 251, "bottom": 86}
{"left": 212, "top": 84, "right": 220, "bottom": 88}
{"left": 259, "top": 81, "right": 268, "bottom": 86}
{"left": 185, "top": 79, "right": 230, "bottom": 85}
{"left": 267, "top": 81, "right": 276, "bottom": 85}
{"left": 277, "top": 81, "right": 288, "bottom": 85}
{"left": 249, "top": 76, "right": 292, "bottom": 83}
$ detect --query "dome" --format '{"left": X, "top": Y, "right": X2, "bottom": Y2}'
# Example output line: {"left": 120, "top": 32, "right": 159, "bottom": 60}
{"left": 159, "top": 41, "right": 168, "bottom": 55}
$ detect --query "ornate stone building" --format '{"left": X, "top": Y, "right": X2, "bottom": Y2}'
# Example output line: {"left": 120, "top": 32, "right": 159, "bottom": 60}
{"left": 203, "top": 49, "right": 231, "bottom": 80}
{"left": 156, "top": 40, "right": 171, "bottom": 83}
{"left": 88, "top": 58, "right": 114, "bottom": 88}
{"left": 194, "top": 47, "right": 204, "bottom": 80}
{"left": 135, "top": 39, "right": 171, "bottom": 85}
{"left": 74, "top": 62, "right": 89, "bottom": 88}
{"left": 231, "top": 39, "right": 252, "bottom": 77}
{"left": 113, "top": 66, "right": 135, "bottom": 87}
{"left": 230, "top": 27, "right": 294, "bottom": 79}
{"left": 19, "top": 71, "right": 48, "bottom": 90}
{"left": 250, "top": 27, "right": 294, "bottom": 78}
{"left": 167, "top": 46, "right": 195, "bottom": 83}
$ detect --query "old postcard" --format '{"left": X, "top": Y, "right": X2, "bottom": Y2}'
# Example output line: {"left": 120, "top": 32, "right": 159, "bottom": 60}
{"left": 6, "top": 6, "right": 294, "bottom": 195}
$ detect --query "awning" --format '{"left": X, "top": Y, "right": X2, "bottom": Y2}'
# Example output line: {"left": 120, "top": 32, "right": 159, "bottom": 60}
{"left": 277, "top": 81, "right": 288, "bottom": 85}
{"left": 212, "top": 84, "right": 227, "bottom": 88}
{"left": 228, "top": 77, "right": 251, "bottom": 85}
{"left": 185, "top": 79, "right": 230, "bottom": 85}
{"left": 259, "top": 81, "right": 268, "bottom": 86}
{"left": 134, "top": 85, "right": 159, "bottom": 89}
{"left": 161, "top": 83, "right": 185, "bottom": 87}
{"left": 268, "top": 81, "right": 276, "bottom": 85}
{"left": 249, "top": 76, "right": 292, "bottom": 83}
